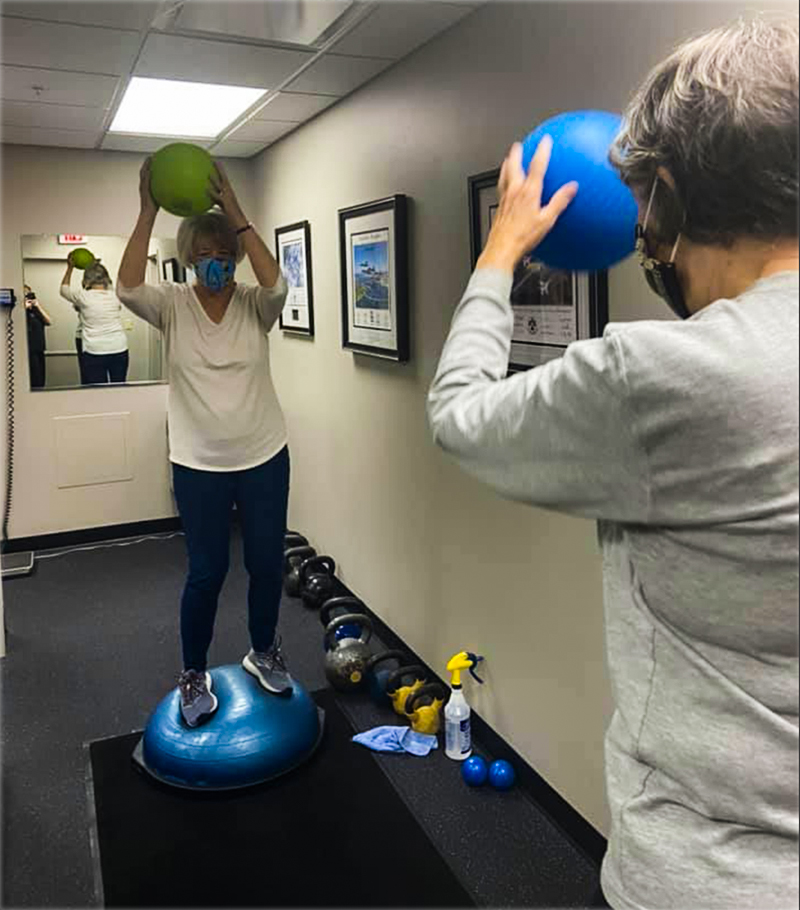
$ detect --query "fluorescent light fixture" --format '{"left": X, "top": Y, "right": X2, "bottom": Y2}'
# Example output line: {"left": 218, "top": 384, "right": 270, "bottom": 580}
{"left": 109, "top": 77, "right": 266, "bottom": 138}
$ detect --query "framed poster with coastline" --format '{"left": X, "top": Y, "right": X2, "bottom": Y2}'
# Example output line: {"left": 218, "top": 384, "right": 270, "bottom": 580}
{"left": 467, "top": 168, "right": 608, "bottom": 373}
{"left": 276, "top": 220, "right": 314, "bottom": 336}
{"left": 338, "top": 194, "right": 409, "bottom": 362}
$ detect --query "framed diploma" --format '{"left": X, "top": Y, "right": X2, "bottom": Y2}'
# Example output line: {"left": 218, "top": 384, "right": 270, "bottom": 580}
{"left": 468, "top": 168, "right": 608, "bottom": 373}
{"left": 276, "top": 220, "right": 314, "bottom": 336}
{"left": 338, "top": 195, "right": 409, "bottom": 362}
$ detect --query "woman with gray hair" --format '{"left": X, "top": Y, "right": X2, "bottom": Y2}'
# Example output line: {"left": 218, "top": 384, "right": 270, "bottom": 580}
{"left": 428, "top": 17, "right": 797, "bottom": 910}
{"left": 117, "top": 161, "right": 292, "bottom": 730}
{"left": 60, "top": 257, "right": 129, "bottom": 384}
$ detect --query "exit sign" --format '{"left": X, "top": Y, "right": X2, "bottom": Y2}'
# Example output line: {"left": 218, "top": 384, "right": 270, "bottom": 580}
{"left": 58, "top": 234, "right": 86, "bottom": 244}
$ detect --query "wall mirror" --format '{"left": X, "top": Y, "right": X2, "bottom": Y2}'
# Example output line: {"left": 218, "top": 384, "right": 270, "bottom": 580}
{"left": 21, "top": 234, "right": 183, "bottom": 391}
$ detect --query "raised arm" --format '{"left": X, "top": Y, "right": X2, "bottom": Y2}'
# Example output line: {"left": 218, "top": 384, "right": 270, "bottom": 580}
{"left": 60, "top": 252, "right": 75, "bottom": 288}
{"left": 118, "top": 158, "right": 159, "bottom": 289}
{"left": 210, "top": 161, "right": 280, "bottom": 288}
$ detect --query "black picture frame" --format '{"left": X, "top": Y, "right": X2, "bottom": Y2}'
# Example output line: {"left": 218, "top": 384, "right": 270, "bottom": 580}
{"left": 162, "top": 258, "right": 186, "bottom": 283}
{"left": 468, "top": 168, "right": 608, "bottom": 373}
{"left": 276, "top": 220, "right": 315, "bottom": 337}
{"left": 338, "top": 194, "right": 409, "bottom": 363}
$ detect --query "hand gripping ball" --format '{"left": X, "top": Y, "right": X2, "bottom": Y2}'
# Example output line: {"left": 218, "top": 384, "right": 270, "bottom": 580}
{"left": 520, "top": 110, "right": 638, "bottom": 272}
{"left": 149, "top": 142, "right": 216, "bottom": 218}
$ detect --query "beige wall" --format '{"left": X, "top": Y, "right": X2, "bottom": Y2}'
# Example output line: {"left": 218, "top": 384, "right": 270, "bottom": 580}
{"left": 252, "top": 0, "right": 794, "bottom": 833}
{"left": 0, "top": 0, "right": 792, "bottom": 827}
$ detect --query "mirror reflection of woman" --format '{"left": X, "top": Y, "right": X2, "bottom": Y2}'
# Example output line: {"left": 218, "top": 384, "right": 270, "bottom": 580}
{"left": 24, "top": 284, "right": 52, "bottom": 389}
{"left": 117, "top": 159, "right": 292, "bottom": 729}
{"left": 60, "top": 258, "right": 129, "bottom": 384}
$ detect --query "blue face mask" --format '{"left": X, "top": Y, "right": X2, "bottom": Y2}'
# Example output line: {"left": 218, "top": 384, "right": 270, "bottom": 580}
{"left": 194, "top": 256, "right": 235, "bottom": 292}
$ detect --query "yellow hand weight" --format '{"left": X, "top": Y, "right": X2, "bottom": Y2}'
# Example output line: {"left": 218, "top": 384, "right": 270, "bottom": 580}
{"left": 404, "top": 683, "right": 448, "bottom": 736}
{"left": 385, "top": 665, "right": 428, "bottom": 716}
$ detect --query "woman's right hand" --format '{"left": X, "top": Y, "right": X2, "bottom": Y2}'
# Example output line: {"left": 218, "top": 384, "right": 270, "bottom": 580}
{"left": 139, "top": 157, "right": 159, "bottom": 215}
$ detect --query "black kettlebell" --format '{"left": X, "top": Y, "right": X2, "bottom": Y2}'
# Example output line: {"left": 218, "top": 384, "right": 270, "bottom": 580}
{"left": 364, "top": 650, "right": 408, "bottom": 707}
{"left": 320, "top": 596, "right": 366, "bottom": 650}
{"left": 284, "top": 531, "right": 308, "bottom": 551}
{"left": 284, "top": 545, "right": 317, "bottom": 597}
{"left": 385, "top": 665, "right": 429, "bottom": 716}
{"left": 324, "top": 614, "right": 373, "bottom": 691}
{"left": 299, "top": 555, "right": 337, "bottom": 610}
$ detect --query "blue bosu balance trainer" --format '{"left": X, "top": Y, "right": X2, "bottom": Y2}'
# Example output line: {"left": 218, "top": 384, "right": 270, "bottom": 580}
{"left": 132, "top": 664, "right": 324, "bottom": 790}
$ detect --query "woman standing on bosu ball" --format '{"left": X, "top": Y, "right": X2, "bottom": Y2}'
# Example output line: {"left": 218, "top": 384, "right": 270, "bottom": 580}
{"left": 118, "top": 159, "right": 293, "bottom": 727}
{"left": 428, "top": 17, "right": 798, "bottom": 910}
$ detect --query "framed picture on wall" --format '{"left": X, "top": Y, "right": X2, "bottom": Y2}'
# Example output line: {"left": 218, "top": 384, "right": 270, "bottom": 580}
{"left": 338, "top": 194, "right": 409, "bottom": 362}
{"left": 276, "top": 220, "right": 315, "bottom": 337}
{"left": 467, "top": 168, "right": 608, "bottom": 372}
{"left": 162, "top": 258, "right": 186, "bottom": 283}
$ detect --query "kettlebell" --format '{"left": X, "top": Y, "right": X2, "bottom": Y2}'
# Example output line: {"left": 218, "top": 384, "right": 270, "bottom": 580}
{"left": 404, "top": 683, "right": 448, "bottom": 736}
{"left": 284, "top": 530, "right": 308, "bottom": 550}
{"left": 386, "top": 665, "right": 429, "bottom": 716}
{"left": 284, "top": 545, "right": 317, "bottom": 597}
{"left": 320, "top": 596, "right": 366, "bottom": 650}
{"left": 299, "top": 555, "right": 337, "bottom": 610}
{"left": 323, "top": 614, "right": 373, "bottom": 691}
{"left": 363, "top": 650, "right": 408, "bottom": 707}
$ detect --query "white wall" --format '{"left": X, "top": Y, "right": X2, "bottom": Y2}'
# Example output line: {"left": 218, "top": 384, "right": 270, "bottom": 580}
{"left": 252, "top": 0, "right": 794, "bottom": 833}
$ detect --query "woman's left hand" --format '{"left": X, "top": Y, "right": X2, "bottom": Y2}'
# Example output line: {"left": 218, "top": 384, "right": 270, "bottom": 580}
{"left": 477, "top": 136, "right": 578, "bottom": 273}
{"left": 209, "top": 161, "right": 247, "bottom": 229}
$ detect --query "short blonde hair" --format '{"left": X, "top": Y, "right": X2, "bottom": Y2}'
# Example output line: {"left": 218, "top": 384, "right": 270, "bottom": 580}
{"left": 176, "top": 210, "right": 245, "bottom": 267}
{"left": 610, "top": 17, "right": 798, "bottom": 246}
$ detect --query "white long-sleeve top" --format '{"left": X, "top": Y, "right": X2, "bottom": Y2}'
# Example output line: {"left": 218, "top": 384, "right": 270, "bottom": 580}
{"left": 116, "top": 276, "right": 289, "bottom": 471}
{"left": 428, "top": 267, "right": 799, "bottom": 910}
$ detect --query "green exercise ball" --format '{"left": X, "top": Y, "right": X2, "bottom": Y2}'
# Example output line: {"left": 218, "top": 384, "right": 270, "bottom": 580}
{"left": 71, "top": 248, "right": 96, "bottom": 269}
{"left": 150, "top": 143, "right": 216, "bottom": 218}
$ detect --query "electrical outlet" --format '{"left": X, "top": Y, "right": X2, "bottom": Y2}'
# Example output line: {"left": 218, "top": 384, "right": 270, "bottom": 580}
{"left": 124, "top": 319, "right": 134, "bottom": 330}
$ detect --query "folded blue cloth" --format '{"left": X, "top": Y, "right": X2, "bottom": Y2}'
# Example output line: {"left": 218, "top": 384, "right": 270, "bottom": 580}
{"left": 352, "top": 725, "right": 438, "bottom": 756}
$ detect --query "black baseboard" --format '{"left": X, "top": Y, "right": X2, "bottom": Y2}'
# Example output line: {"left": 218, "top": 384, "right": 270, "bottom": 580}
{"left": 3, "top": 517, "right": 184, "bottom": 555}
{"left": 327, "top": 573, "right": 609, "bottom": 870}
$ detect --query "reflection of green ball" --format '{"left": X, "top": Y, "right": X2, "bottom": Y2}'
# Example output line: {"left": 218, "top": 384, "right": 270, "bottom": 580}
{"left": 150, "top": 143, "right": 215, "bottom": 217}
{"left": 71, "top": 248, "right": 95, "bottom": 269}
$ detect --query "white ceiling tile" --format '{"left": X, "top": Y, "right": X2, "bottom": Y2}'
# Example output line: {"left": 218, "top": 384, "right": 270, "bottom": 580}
{"left": 254, "top": 91, "right": 338, "bottom": 122}
{"left": 227, "top": 119, "right": 296, "bottom": 143}
{"left": 1, "top": 125, "right": 97, "bottom": 148}
{"left": 1, "top": 100, "right": 106, "bottom": 132}
{"left": 332, "top": 2, "right": 472, "bottom": 59}
{"left": 171, "top": 0, "right": 354, "bottom": 47}
{"left": 211, "top": 139, "right": 267, "bottom": 158}
{"left": 1, "top": 66, "right": 119, "bottom": 106}
{"left": 0, "top": 18, "right": 141, "bottom": 75}
{"left": 286, "top": 53, "right": 393, "bottom": 95}
{"left": 135, "top": 33, "right": 314, "bottom": 89}
{"left": 101, "top": 134, "right": 213, "bottom": 153}
{"left": 1, "top": 1, "right": 160, "bottom": 31}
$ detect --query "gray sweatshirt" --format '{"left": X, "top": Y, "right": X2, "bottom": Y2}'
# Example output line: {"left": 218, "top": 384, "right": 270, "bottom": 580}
{"left": 427, "top": 268, "right": 798, "bottom": 910}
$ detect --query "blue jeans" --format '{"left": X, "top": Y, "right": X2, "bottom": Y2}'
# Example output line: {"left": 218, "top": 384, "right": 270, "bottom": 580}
{"left": 172, "top": 446, "right": 290, "bottom": 671}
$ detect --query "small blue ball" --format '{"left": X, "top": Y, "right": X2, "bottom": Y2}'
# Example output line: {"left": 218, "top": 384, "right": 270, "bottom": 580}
{"left": 488, "top": 759, "right": 516, "bottom": 791}
{"left": 461, "top": 755, "right": 489, "bottom": 787}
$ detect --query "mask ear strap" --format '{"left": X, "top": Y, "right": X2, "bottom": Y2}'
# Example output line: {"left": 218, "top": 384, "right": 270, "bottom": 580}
{"left": 642, "top": 176, "right": 659, "bottom": 230}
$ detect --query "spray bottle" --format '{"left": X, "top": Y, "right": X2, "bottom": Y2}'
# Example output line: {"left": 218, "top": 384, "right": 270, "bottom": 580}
{"left": 444, "top": 651, "right": 484, "bottom": 760}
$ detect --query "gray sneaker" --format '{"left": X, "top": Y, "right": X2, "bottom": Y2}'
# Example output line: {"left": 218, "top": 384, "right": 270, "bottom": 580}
{"left": 242, "top": 638, "right": 293, "bottom": 695}
{"left": 178, "top": 670, "right": 218, "bottom": 727}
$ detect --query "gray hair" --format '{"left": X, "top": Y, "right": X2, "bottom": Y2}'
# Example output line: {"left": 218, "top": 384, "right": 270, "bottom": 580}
{"left": 176, "top": 210, "right": 244, "bottom": 268}
{"left": 609, "top": 17, "right": 798, "bottom": 247}
{"left": 82, "top": 261, "right": 112, "bottom": 290}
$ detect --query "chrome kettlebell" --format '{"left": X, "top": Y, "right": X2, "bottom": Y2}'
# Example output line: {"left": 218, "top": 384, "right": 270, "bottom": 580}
{"left": 284, "top": 545, "right": 317, "bottom": 597}
{"left": 385, "top": 665, "right": 429, "bottom": 716}
{"left": 404, "top": 682, "right": 448, "bottom": 736}
{"left": 323, "top": 614, "right": 373, "bottom": 692}
{"left": 299, "top": 555, "right": 336, "bottom": 610}
{"left": 320, "top": 596, "right": 366, "bottom": 650}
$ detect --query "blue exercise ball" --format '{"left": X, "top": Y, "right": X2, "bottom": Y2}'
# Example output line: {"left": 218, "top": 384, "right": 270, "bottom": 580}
{"left": 520, "top": 110, "right": 638, "bottom": 272}
{"left": 488, "top": 759, "right": 516, "bottom": 791}
{"left": 135, "top": 664, "right": 323, "bottom": 790}
{"left": 461, "top": 755, "right": 489, "bottom": 787}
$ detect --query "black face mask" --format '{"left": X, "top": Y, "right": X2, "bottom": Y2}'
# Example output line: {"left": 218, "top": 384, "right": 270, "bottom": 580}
{"left": 635, "top": 177, "right": 692, "bottom": 320}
